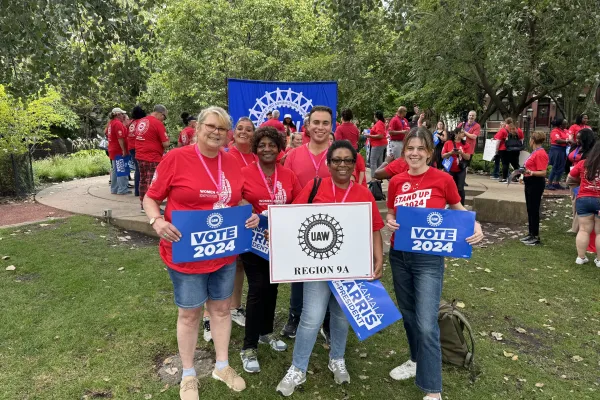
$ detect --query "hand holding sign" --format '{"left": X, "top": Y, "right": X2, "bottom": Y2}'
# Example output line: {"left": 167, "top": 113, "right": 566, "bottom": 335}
{"left": 153, "top": 217, "right": 182, "bottom": 243}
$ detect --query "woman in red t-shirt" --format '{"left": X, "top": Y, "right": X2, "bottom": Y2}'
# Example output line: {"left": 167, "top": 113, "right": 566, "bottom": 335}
{"left": 442, "top": 127, "right": 471, "bottom": 205}
{"left": 547, "top": 118, "right": 570, "bottom": 190}
{"left": 128, "top": 105, "right": 146, "bottom": 197}
{"left": 239, "top": 127, "right": 302, "bottom": 373}
{"left": 106, "top": 108, "right": 129, "bottom": 195}
{"left": 493, "top": 118, "right": 524, "bottom": 182}
{"left": 143, "top": 106, "right": 260, "bottom": 396}
{"left": 518, "top": 132, "right": 549, "bottom": 245}
{"left": 178, "top": 113, "right": 197, "bottom": 147}
{"left": 364, "top": 111, "right": 388, "bottom": 182}
{"left": 568, "top": 113, "right": 591, "bottom": 138}
{"left": 567, "top": 128, "right": 597, "bottom": 233}
{"left": 385, "top": 128, "right": 483, "bottom": 399}
{"left": 567, "top": 142, "right": 600, "bottom": 266}
{"left": 228, "top": 117, "right": 258, "bottom": 168}
{"left": 276, "top": 140, "right": 384, "bottom": 396}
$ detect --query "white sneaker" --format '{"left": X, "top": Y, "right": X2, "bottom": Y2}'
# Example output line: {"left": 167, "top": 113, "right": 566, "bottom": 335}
{"left": 389, "top": 359, "right": 417, "bottom": 381}
{"left": 203, "top": 317, "right": 212, "bottom": 342}
{"left": 423, "top": 396, "right": 441, "bottom": 400}
{"left": 595, "top": 259, "right": 600, "bottom": 268}
{"left": 576, "top": 257, "right": 589, "bottom": 265}
{"left": 230, "top": 308, "right": 246, "bottom": 327}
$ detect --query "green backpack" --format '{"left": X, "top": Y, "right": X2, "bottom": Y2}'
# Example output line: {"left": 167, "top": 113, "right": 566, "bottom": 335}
{"left": 438, "top": 300, "right": 475, "bottom": 368}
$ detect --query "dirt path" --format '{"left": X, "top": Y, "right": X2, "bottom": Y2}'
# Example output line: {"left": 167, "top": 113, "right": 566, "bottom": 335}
{"left": 0, "top": 199, "right": 72, "bottom": 227}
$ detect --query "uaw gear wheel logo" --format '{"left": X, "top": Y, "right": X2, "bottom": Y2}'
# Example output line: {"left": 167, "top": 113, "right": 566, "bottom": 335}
{"left": 297, "top": 214, "right": 344, "bottom": 260}
{"left": 207, "top": 213, "right": 223, "bottom": 229}
{"left": 248, "top": 88, "right": 313, "bottom": 126}
{"left": 427, "top": 212, "right": 443, "bottom": 227}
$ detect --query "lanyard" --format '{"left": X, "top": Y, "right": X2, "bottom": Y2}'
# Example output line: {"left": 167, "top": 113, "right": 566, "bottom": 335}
{"left": 306, "top": 144, "right": 327, "bottom": 176}
{"left": 195, "top": 145, "right": 222, "bottom": 194}
{"left": 235, "top": 145, "right": 256, "bottom": 166}
{"left": 257, "top": 163, "right": 278, "bottom": 202}
{"left": 332, "top": 180, "right": 353, "bottom": 203}
{"left": 573, "top": 146, "right": 580, "bottom": 160}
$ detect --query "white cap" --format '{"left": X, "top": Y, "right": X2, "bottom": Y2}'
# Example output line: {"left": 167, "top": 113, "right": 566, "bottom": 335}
{"left": 284, "top": 113, "right": 292, "bottom": 119}
{"left": 111, "top": 107, "right": 126, "bottom": 114}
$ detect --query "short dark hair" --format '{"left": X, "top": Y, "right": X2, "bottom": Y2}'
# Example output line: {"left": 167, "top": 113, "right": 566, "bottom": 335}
{"left": 308, "top": 106, "right": 333, "bottom": 123}
{"left": 551, "top": 117, "right": 564, "bottom": 127}
{"left": 131, "top": 105, "right": 146, "bottom": 120}
{"left": 267, "top": 111, "right": 273, "bottom": 116}
{"left": 341, "top": 108, "right": 353, "bottom": 122}
{"left": 576, "top": 113, "right": 588, "bottom": 125}
{"left": 374, "top": 110, "right": 385, "bottom": 122}
{"left": 252, "top": 126, "right": 285, "bottom": 154}
{"left": 326, "top": 140, "right": 357, "bottom": 164}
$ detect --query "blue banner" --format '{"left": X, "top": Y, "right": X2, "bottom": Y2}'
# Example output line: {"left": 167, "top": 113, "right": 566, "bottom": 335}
{"left": 171, "top": 205, "right": 253, "bottom": 263}
{"left": 442, "top": 156, "right": 453, "bottom": 172}
{"left": 393, "top": 207, "right": 475, "bottom": 258}
{"left": 329, "top": 280, "right": 402, "bottom": 341}
{"left": 250, "top": 215, "right": 269, "bottom": 260}
{"left": 227, "top": 79, "right": 338, "bottom": 132}
{"left": 115, "top": 155, "right": 130, "bottom": 177}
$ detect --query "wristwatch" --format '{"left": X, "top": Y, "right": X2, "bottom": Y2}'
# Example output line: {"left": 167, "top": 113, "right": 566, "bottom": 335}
{"left": 149, "top": 216, "right": 164, "bottom": 226}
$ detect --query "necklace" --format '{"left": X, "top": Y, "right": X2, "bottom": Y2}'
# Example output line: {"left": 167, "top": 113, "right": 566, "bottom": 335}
{"left": 408, "top": 168, "right": 429, "bottom": 190}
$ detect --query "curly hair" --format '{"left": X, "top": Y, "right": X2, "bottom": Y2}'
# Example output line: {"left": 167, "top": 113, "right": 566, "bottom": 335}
{"left": 251, "top": 126, "right": 285, "bottom": 154}
{"left": 327, "top": 140, "right": 357, "bottom": 164}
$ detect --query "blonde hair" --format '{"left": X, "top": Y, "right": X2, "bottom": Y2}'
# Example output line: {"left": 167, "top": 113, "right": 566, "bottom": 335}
{"left": 530, "top": 131, "right": 545, "bottom": 145}
{"left": 197, "top": 106, "right": 232, "bottom": 131}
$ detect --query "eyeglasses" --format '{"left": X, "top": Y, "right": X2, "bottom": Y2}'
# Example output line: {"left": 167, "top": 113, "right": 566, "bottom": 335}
{"left": 330, "top": 158, "right": 356, "bottom": 166}
{"left": 202, "top": 123, "right": 228, "bottom": 134}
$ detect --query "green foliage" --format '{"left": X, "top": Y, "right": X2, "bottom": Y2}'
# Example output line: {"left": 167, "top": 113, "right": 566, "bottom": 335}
{"left": 33, "top": 150, "right": 111, "bottom": 182}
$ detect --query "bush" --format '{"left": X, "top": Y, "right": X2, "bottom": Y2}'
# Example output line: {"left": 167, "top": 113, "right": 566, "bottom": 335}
{"left": 33, "top": 150, "right": 111, "bottom": 182}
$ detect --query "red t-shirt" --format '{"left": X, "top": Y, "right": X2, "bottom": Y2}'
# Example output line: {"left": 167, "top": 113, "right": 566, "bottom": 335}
{"left": 494, "top": 128, "right": 523, "bottom": 151}
{"left": 293, "top": 177, "right": 384, "bottom": 231}
{"left": 146, "top": 146, "right": 245, "bottom": 274}
{"left": 260, "top": 119, "right": 286, "bottom": 133}
{"left": 442, "top": 141, "right": 471, "bottom": 172}
{"left": 568, "top": 146, "right": 583, "bottom": 163}
{"left": 284, "top": 144, "right": 331, "bottom": 188}
{"left": 353, "top": 153, "right": 367, "bottom": 187}
{"left": 523, "top": 148, "right": 549, "bottom": 174}
{"left": 135, "top": 115, "right": 169, "bottom": 163}
{"left": 387, "top": 167, "right": 461, "bottom": 247}
{"left": 570, "top": 160, "right": 600, "bottom": 199}
{"left": 178, "top": 126, "right": 195, "bottom": 147}
{"left": 227, "top": 145, "right": 258, "bottom": 168}
{"left": 569, "top": 124, "right": 591, "bottom": 137}
{"left": 335, "top": 122, "right": 360, "bottom": 149}
{"left": 107, "top": 119, "right": 127, "bottom": 160}
{"left": 370, "top": 120, "right": 388, "bottom": 147}
{"left": 241, "top": 163, "right": 302, "bottom": 213}
{"left": 463, "top": 122, "right": 481, "bottom": 154}
{"left": 550, "top": 128, "right": 568, "bottom": 147}
{"left": 127, "top": 120, "right": 139, "bottom": 151}
{"left": 384, "top": 157, "right": 409, "bottom": 177}
{"left": 388, "top": 116, "right": 409, "bottom": 141}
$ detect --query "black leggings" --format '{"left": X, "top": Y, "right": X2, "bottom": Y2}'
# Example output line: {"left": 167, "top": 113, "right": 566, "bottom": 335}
{"left": 524, "top": 177, "right": 545, "bottom": 236}
{"left": 450, "top": 168, "right": 467, "bottom": 205}
{"left": 502, "top": 151, "right": 520, "bottom": 179}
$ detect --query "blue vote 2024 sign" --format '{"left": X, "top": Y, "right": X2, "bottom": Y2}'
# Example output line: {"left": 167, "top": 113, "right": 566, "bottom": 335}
{"left": 329, "top": 280, "right": 402, "bottom": 341}
{"left": 250, "top": 215, "right": 269, "bottom": 260}
{"left": 114, "top": 155, "right": 130, "bottom": 177}
{"left": 171, "top": 205, "right": 253, "bottom": 263}
{"left": 394, "top": 207, "right": 476, "bottom": 258}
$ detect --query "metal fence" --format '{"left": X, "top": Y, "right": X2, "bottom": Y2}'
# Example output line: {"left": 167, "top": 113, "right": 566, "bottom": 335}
{"left": 0, "top": 152, "right": 35, "bottom": 197}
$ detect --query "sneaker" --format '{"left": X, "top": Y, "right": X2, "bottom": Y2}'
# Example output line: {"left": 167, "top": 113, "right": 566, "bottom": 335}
{"left": 320, "top": 326, "right": 331, "bottom": 348}
{"left": 276, "top": 365, "right": 306, "bottom": 397}
{"left": 280, "top": 314, "right": 300, "bottom": 338}
{"left": 328, "top": 358, "right": 350, "bottom": 384}
{"left": 212, "top": 365, "right": 246, "bottom": 392}
{"left": 179, "top": 376, "right": 199, "bottom": 400}
{"left": 259, "top": 333, "right": 288, "bottom": 351}
{"left": 595, "top": 259, "right": 600, "bottom": 268}
{"left": 519, "top": 234, "right": 533, "bottom": 242}
{"left": 240, "top": 348, "right": 261, "bottom": 373}
{"left": 523, "top": 236, "right": 541, "bottom": 246}
{"left": 230, "top": 307, "right": 246, "bottom": 327}
{"left": 423, "top": 396, "right": 441, "bottom": 400}
{"left": 575, "top": 257, "right": 589, "bottom": 265}
{"left": 499, "top": 179, "right": 507, "bottom": 183}
{"left": 389, "top": 359, "right": 417, "bottom": 381}
{"left": 553, "top": 183, "right": 564, "bottom": 190}
{"left": 490, "top": 176, "right": 499, "bottom": 180}
{"left": 203, "top": 317, "right": 212, "bottom": 342}
{"left": 140, "top": 209, "right": 146, "bottom": 214}
{"left": 545, "top": 184, "right": 555, "bottom": 191}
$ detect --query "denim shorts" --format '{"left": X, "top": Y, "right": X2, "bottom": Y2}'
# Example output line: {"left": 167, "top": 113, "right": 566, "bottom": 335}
{"left": 576, "top": 196, "right": 600, "bottom": 217}
{"left": 167, "top": 261, "right": 236, "bottom": 308}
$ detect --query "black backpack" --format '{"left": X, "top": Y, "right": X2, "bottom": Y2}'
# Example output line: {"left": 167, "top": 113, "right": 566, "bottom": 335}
{"left": 505, "top": 130, "right": 523, "bottom": 152}
{"left": 368, "top": 180, "right": 386, "bottom": 201}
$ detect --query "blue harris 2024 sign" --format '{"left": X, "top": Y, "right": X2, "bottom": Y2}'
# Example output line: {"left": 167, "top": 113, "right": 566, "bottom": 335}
{"left": 250, "top": 215, "right": 269, "bottom": 260}
{"left": 329, "top": 280, "right": 402, "bottom": 341}
{"left": 227, "top": 79, "right": 338, "bottom": 132}
{"left": 171, "top": 205, "right": 253, "bottom": 263}
{"left": 394, "top": 207, "right": 476, "bottom": 258}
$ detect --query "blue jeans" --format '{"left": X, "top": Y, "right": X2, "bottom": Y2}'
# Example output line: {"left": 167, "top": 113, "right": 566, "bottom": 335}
{"left": 130, "top": 149, "right": 140, "bottom": 196}
{"left": 389, "top": 249, "right": 444, "bottom": 394}
{"left": 492, "top": 152, "right": 502, "bottom": 178}
{"left": 291, "top": 281, "right": 349, "bottom": 372}
{"left": 110, "top": 159, "right": 129, "bottom": 194}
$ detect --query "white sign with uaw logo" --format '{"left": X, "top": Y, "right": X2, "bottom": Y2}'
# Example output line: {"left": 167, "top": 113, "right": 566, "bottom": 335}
{"left": 268, "top": 203, "right": 373, "bottom": 283}
{"left": 394, "top": 207, "right": 475, "bottom": 258}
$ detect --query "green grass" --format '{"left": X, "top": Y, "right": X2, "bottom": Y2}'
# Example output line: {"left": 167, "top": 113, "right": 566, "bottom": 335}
{"left": 33, "top": 150, "right": 111, "bottom": 182}
{"left": 0, "top": 204, "right": 599, "bottom": 399}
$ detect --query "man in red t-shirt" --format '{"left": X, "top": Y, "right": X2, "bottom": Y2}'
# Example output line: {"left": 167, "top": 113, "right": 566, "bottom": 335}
{"left": 334, "top": 108, "right": 360, "bottom": 149}
{"left": 135, "top": 104, "right": 170, "bottom": 210}
{"left": 387, "top": 106, "right": 410, "bottom": 158}
{"left": 281, "top": 105, "right": 333, "bottom": 338}
{"left": 260, "top": 110, "right": 286, "bottom": 133}
{"left": 107, "top": 107, "right": 129, "bottom": 195}
{"left": 462, "top": 110, "right": 481, "bottom": 155}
